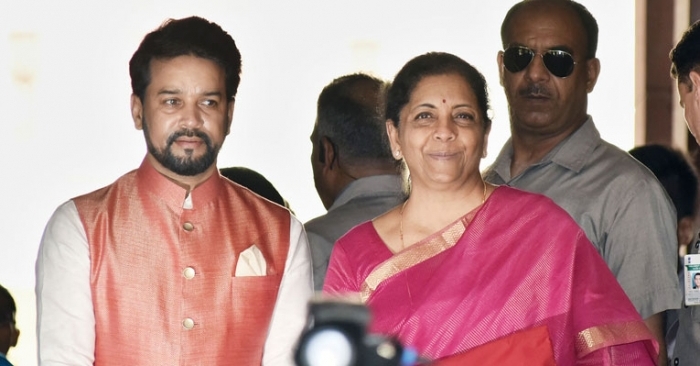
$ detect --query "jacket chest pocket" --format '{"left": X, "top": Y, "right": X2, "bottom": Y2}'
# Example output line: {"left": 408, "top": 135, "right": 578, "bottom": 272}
{"left": 231, "top": 274, "right": 282, "bottom": 317}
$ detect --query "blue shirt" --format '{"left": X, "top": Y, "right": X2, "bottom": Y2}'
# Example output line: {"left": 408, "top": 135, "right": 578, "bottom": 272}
{"left": 0, "top": 353, "right": 14, "bottom": 366}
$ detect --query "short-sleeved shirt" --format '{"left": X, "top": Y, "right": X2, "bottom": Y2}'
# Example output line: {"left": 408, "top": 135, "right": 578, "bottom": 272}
{"left": 305, "top": 175, "right": 404, "bottom": 291}
{"left": 483, "top": 117, "right": 681, "bottom": 319}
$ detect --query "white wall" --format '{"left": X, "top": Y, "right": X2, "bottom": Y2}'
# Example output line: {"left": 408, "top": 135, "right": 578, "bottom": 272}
{"left": 0, "top": 1, "right": 634, "bottom": 364}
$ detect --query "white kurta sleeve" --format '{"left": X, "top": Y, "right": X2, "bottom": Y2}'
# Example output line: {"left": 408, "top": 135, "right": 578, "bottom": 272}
{"left": 36, "top": 200, "right": 95, "bottom": 365}
{"left": 262, "top": 216, "right": 313, "bottom": 366}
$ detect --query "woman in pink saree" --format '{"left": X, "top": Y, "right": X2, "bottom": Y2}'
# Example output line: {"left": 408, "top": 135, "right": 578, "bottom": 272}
{"left": 323, "top": 52, "right": 658, "bottom": 365}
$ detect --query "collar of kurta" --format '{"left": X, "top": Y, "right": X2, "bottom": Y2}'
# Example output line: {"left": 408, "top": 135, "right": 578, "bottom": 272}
{"left": 135, "top": 157, "right": 224, "bottom": 211}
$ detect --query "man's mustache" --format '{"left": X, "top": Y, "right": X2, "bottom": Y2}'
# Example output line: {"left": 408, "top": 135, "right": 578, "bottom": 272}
{"left": 166, "top": 129, "right": 213, "bottom": 147}
{"left": 518, "top": 84, "right": 552, "bottom": 98}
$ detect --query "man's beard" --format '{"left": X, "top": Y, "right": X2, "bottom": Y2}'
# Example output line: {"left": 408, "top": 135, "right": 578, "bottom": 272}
{"left": 143, "top": 118, "right": 220, "bottom": 176}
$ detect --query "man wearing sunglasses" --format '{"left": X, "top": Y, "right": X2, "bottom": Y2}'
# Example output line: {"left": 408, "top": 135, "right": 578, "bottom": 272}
{"left": 668, "top": 18, "right": 700, "bottom": 366}
{"left": 484, "top": 1, "right": 680, "bottom": 364}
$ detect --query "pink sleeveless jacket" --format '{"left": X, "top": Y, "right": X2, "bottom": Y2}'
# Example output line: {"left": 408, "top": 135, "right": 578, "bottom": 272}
{"left": 73, "top": 159, "right": 290, "bottom": 365}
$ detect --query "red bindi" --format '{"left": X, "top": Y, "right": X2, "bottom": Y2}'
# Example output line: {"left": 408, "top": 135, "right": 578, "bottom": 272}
{"left": 442, "top": 99, "right": 446, "bottom": 103}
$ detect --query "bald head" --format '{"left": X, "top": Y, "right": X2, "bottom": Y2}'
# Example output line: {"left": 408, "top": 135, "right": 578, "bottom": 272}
{"left": 501, "top": 0, "right": 598, "bottom": 60}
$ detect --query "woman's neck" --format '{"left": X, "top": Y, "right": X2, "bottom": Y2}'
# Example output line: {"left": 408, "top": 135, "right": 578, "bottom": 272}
{"left": 402, "top": 179, "right": 489, "bottom": 238}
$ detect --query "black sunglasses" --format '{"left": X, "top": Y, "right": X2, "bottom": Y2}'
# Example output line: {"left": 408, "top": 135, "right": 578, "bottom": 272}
{"left": 502, "top": 46, "right": 577, "bottom": 78}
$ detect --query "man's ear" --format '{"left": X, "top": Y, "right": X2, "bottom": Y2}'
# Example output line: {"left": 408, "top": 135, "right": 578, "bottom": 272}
{"left": 689, "top": 70, "right": 700, "bottom": 95}
{"left": 10, "top": 327, "right": 19, "bottom": 348}
{"left": 319, "top": 136, "right": 336, "bottom": 170}
{"left": 585, "top": 58, "right": 601, "bottom": 93}
{"left": 497, "top": 51, "right": 505, "bottom": 87}
{"left": 131, "top": 94, "right": 144, "bottom": 130}
{"left": 225, "top": 100, "right": 235, "bottom": 135}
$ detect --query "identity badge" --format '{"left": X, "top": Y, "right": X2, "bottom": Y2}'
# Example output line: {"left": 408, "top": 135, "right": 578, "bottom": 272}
{"left": 684, "top": 254, "right": 700, "bottom": 306}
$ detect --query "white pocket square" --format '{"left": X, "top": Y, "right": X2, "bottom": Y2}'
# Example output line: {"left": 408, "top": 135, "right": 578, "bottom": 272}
{"left": 235, "top": 244, "right": 267, "bottom": 277}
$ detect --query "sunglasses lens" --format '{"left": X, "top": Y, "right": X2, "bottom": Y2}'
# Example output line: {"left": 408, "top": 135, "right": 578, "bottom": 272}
{"left": 503, "top": 47, "right": 534, "bottom": 73}
{"left": 543, "top": 51, "right": 575, "bottom": 78}
{"left": 503, "top": 47, "right": 576, "bottom": 78}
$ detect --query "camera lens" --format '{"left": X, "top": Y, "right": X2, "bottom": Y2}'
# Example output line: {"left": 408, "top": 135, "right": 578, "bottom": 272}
{"left": 300, "top": 327, "right": 355, "bottom": 366}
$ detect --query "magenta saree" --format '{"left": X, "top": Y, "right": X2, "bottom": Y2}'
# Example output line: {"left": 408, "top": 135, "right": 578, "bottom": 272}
{"left": 323, "top": 186, "right": 657, "bottom": 365}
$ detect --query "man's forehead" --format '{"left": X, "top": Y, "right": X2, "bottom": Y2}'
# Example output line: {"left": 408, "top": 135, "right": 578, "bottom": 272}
{"left": 506, "top": 3, "right": 586, "bottom": 50}
{"left": 145, "top": 56, "right": 226, "bottom": 92}
{"left": 147, "top": 55, "right": 224, "bottom": 76}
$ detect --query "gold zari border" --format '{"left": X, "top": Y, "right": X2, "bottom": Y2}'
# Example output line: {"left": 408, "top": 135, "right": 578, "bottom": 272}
{"left": 360, "top": 218, "right": 468, "bottom": 302}
{"left": 576, "top": 320, "right": 652, "bottom": 357}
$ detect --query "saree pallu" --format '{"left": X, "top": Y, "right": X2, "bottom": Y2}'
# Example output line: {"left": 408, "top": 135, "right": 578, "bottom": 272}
{"left": 324, "top": 186, "right": 657, "bottom": 365}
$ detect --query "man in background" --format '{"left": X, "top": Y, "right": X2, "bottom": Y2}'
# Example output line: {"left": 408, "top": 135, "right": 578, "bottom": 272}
{"left": 629, "top": 145, "right": 698, "bottom": 260}
{"left": 0, "top": 285, "right": 18, "bottom": 366}
{"left": 36, "top": 16, "right": 312, "bottom": 365}
{"left": 629, "top": 144, "right": 699, "bottom": 363}
{"left": 669, "top": 19, "right": 700, "bottom": 365}
{"left": 220, "top": 166, "right": 293, "bottom": 212}
{"left": 484, "top": 1, "right": 681, "bottom": 363}
{"left": 306, "top": 73, "right": 403, "bottom": 290}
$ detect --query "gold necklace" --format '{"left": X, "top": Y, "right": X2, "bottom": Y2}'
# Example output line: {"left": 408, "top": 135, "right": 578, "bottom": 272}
{"left": 399, "top": 180, "right": 488, "bottom": 249}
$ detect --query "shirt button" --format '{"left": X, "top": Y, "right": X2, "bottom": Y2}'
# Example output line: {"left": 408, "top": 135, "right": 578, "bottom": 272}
{"left": 674, "top": 357, "right": 679, "bottom": 365}
{"left": 183, "top": 267, "right": 195, "bottom": 279}
{"left": 183, "top": 222, "right": 194, "bottom": 232}
{"left": 183, "top": 318, "right": 195, "bottom": 330}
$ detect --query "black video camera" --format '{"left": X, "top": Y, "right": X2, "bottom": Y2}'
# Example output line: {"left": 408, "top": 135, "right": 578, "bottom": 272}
{"left": 294, "top": 299, "right": 406, "bottom": 366}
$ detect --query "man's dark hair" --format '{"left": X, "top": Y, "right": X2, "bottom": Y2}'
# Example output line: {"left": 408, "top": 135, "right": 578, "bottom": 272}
{"left": 316, "top": 73, "right": 394, "bottom": 167}
{"left": 219, "top": 166, "right": 290, "bottom": 210}
{"left": 670, "top": 20, "right": 700, "bottom": 84}
{"left": 629, "top": 144, "right": 699, "bottom": 221}
{"left": 0, "top": 284, "right": 16, "bottom": 326}
{"left": 129, "top": 16, "right": 242, "bottom": 102}
{"left": 501, "top": 0, "right": 599, "bottom": 59}
{"left": 386, "top": 52, "right": 492, "bottom": 132}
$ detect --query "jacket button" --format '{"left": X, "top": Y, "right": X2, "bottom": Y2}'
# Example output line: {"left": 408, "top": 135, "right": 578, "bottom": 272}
{"left": 183, "top": 222, "right": 194, "bottom": 231}
{"left": 183, "top": 267, "right": 195, "bottom": 279}
{"left": 183, "top": 317, "right": 195, "bottom": 330}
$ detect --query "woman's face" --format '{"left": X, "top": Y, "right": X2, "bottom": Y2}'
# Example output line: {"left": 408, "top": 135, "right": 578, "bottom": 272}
{"left": 387, "top": 74, "right": 489, "bottom": 191}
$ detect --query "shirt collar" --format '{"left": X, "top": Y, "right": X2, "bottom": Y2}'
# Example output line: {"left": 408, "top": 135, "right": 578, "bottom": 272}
{"left": 135, "top": 157, "right": 224, "bottom": 211}
{"left": 548, "top": 116, "right": 600, "bottom": 173}
{"left": 489, "top": 116, "right": 599, "bottom": 181}
{"left": 329, "top": 175, "right": 403, "bottom": 211}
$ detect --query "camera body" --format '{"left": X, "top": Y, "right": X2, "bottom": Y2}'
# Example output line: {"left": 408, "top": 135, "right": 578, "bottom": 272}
{"left": 294, "top": 299, "right": 404, "bottom": 366}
